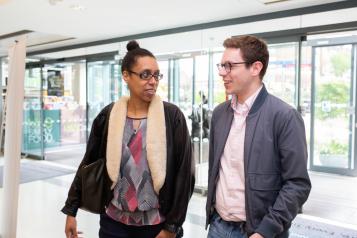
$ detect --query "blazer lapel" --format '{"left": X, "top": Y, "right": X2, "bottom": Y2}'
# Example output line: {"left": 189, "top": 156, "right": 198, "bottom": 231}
{"left": 213, "top": 103, "right": 234, "bottom": 171}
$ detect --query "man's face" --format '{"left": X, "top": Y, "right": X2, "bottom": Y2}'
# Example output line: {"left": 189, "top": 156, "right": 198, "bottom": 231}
{"left": 219, "top": 48, "right": 253, "bottom": 96}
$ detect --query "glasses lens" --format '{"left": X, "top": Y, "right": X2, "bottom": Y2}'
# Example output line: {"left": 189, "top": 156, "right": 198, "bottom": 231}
{"left": 217, "top": 63, "right": 231, "bottom": 73}
{"left": 139, "top": 70, "right": 151, "bottom": 80}
{"left": 152, "top": 72, "right": 163, "bottom": 80}
{"left": 223, "top": 62, "right": 232, "bottom": 73}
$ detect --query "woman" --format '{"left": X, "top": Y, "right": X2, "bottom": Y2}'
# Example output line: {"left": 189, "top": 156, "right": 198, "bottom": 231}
{"left": 62, "top": 40, "right": 194, "bottom": 238}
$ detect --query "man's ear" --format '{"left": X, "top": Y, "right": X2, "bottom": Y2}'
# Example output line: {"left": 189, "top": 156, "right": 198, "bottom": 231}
{"left": 250, "top": 61, "right": 263, "bottom": 77}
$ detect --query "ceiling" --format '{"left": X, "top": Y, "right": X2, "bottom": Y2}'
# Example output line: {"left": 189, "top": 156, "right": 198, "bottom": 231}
{"left": 0, "top": 0, "right": 348, "bottom": 56}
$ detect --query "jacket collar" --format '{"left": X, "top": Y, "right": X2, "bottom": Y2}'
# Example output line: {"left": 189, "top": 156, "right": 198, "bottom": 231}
{"left": 224, "top": 84, "right": 268, "bottom": 115}
{"left": 106, "top": 95, "right": 167, "bottom": 194}
{"left": 248, "top": 84, "right": 268, "bottom": 116}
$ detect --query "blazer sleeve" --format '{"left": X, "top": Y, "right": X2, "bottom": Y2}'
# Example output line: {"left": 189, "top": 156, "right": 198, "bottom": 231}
{"left": 255, "top": 108, "right": 312, "bottom": 237}
{"left": 163, "top": 109, "right": 195, "bottom": 233}
{"left": 61, "top": 105, "right": 110, "bottom": 217}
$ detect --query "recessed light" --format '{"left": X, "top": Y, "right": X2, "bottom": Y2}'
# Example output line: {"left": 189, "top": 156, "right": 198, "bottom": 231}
{"left": 70, "top": 4, "right": 86, "bottom": 11}
{"left": 48, "top": 0, "right": 63, "bottom": 6}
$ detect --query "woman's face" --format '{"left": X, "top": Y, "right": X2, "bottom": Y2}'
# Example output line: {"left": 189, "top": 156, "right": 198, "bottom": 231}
{"left": 123, "top": 56, "right": 160, "bottom": 103}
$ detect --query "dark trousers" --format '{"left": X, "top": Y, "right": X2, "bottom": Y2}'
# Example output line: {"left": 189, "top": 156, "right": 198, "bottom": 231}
{"left": 99, "top": 214, "right": 164, "bottom": 238}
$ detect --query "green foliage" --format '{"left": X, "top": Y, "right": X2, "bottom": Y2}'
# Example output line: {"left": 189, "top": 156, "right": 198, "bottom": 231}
{"left": 330, "top": 53, "right": 350, "bottom": 77}
{"left": 320, "top": 140, "right": 348, "bottom": 155}
{"left": 316, "top": 82, "right": 349, "bottom": 120}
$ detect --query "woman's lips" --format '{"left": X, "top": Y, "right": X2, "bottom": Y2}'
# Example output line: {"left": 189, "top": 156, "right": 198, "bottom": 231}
{"left": 144, "top": 89, "right": 156, "bottom": 96}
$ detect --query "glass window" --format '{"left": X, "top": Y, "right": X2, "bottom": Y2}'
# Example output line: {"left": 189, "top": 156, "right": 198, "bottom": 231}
{"left": 312, "top": 45, "right": 353, "bottom": 169}
{"left": 41, "top": 61, "right": 87, "bottom": 160}
{"left": 157, "top": 60, "right": 169, "bottom": 101}
{"left": 22, "top": 67, "right": 43, "bottom": 158}
{"left": 265, "top": 42, "right": 298, "bottom": 106}
{"left": 212, "top": 52, "right": 226, "bottom": 107}
{"left": 87, "top": 60, "right": 120, "bottom": 131}
{"left": 178, "top": 58, "right": 194, "bottom": 117}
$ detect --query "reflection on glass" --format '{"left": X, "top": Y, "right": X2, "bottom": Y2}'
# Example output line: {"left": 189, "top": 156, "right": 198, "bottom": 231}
{"left": 157, "top": 60, "right": 169, "bottom": 101}
{"left": 313, "top": 45, "right": 352, "bottom": 169}
{"left": 87, "top": 60, "right": 120, "bottom": 131}
{"left": 1, "top": 58, "right": 8, "bottom": 87}
{"left": 300, "top": 42, "right": 312, "bottom": 167}
{"left": 41, "top": 61, "right": 87, "bottom": 157}
{"left": 265, "top": 43, "right": 298, "bottom": 106}
{"left": 178, "top": 58, "right": 193, "bottom": 119}
{"left": 22, "top": 68, "right": 43, "bottom": 157}
{"left": 213, "top": 52, "right": 226, "bottom": 107}
{"left": 192, "top": 55, "right": 210, "bottom": 164}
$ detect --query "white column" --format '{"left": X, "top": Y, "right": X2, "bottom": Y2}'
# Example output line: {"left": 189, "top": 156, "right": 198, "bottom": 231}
{"left": 1, "top": 36, "right": 26, "bottom": 238}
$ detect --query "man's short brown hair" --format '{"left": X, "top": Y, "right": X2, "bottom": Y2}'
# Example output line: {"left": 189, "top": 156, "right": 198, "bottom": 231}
{"left": 223, "top": 35, "right": 269, "bottom": 79}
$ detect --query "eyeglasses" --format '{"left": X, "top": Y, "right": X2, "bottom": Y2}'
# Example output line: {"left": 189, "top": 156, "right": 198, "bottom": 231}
{"left": 128, "top": 70, "right": 163, "bottom": 81}
{"left": 216, "top": 62, "right": 247, "bottom": 73}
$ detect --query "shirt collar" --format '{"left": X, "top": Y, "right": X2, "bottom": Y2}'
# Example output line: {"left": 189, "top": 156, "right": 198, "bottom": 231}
{"left": 231, "top": 85, "right": 263, "bottom": 115}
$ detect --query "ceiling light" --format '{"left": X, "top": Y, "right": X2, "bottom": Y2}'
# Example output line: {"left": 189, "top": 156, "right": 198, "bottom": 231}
{"left": 70, "top": 4, "right": 86, "bottom": 10}
{"left": 48, "top": 0, "right": 63, "bottom": 6}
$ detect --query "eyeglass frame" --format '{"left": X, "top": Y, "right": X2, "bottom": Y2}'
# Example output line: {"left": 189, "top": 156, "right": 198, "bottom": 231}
{"left": 127, "top": 69, "right": 163, "bottom": 81}
{"left": 216, "top": 61, "right": 248, "bottom": 73}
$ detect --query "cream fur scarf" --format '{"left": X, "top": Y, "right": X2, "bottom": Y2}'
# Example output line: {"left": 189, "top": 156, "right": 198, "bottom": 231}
{"left": 106, "top": 95, "right": 167, "bottom": 194}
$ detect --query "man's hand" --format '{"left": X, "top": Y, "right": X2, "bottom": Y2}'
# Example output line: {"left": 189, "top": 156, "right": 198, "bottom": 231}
{"left": 65, "top": 215, "right": 83, "bottom": 238}
{"left": 249, "top": 233, "right": 264, "bottom": 238}
{"left": 155, "top": 229, "right": 176, "bottom": 238}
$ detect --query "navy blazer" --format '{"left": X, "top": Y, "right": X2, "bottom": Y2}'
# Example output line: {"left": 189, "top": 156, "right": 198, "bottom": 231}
{"left": 206, "top": 85, "right": 311, "bottom": 238}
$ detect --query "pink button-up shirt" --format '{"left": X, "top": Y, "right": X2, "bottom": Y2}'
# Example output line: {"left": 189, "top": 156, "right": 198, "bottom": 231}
{"left": 215, "top": 86, "right": 262, "bottom": 222}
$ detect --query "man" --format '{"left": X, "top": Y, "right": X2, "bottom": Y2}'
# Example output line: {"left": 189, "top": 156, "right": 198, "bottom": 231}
{"left": 206, "top": 35, "right": 311, "bottom": 238}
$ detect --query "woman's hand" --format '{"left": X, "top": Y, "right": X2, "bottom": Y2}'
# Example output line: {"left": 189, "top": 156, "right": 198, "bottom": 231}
{"left": 65, "top": 215, "right": 83, "bottom": 238}
{"left": 155, "top": 229, "right": 176, "bottom": 238}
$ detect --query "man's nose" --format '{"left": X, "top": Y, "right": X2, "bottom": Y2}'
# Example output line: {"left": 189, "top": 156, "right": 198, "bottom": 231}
{"left": 219, "top": 70, "right": 228, "bottom": 78}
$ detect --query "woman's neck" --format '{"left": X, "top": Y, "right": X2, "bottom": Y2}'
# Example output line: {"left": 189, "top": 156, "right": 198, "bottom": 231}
{"left": 127, "top": 97, "right": 149, "bottom": 118}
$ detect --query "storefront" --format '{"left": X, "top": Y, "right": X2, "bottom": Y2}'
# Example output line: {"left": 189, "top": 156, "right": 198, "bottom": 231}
{"left": 20, "top": 53, "right": 122, "bottom": 159}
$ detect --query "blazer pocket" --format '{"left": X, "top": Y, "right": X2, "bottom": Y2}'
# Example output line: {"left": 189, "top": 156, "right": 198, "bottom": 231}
{"left": 249, "top": 173, "right": 281, "bottom": 191}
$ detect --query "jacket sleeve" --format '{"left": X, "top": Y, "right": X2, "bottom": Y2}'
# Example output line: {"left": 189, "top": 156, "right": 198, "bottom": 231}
{"left": 255, "top": 108, "right": 312, "bottom": 237}
{"left": 163, "top": 109, "right": 195, "bottom": 233}
{"left": 61, "top": 107, "right": 109, "bottom": 217}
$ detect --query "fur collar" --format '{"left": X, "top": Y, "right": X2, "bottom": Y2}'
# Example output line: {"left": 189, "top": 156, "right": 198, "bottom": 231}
{"left": 106, "top": 95, "right": 167, "bottom": 194}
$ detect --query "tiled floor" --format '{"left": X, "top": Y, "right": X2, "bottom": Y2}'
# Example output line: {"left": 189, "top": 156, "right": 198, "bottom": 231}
{"left": 1, "top": 153, "right": 357, "bottom": 238}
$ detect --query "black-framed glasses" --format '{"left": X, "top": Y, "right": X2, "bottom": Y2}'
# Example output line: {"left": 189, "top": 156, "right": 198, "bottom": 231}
{"left": 128, "top": 70, "right": 163, "bottom": 81}
{"left": 216, "top": 62, "right": 247, "bottom": 73}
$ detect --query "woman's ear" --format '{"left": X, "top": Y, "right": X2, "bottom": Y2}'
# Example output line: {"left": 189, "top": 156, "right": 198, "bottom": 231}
{"left": 122, "top": 71, "right": 129, "bottom": 82}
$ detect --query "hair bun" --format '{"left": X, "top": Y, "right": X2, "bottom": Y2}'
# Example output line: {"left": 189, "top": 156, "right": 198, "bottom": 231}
{"left": 126, "top": 40, "right": 140, "bottom": 51}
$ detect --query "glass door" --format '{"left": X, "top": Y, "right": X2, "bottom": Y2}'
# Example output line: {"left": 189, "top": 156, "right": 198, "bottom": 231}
{"left": 22, "top": 66, "right": 44, "bottom": 159}
{"left": 87, "top": 59, "right": 120, "bottom": 132}
{"left": 42, "top": 61, "right": 87, "bottom": 160}
{"left": 311, "top": 43, "right": 356, "bottom": 175}
{"left": 157, "top": 60, "right": 169, "bottom": 101}
{"left": 265, "top": 42, "right": 299, "bottom": 106}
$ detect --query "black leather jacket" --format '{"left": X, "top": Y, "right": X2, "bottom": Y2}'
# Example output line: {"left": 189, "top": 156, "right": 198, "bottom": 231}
{"left": 62, "top": 102, "right": 195, "bottom": 234}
